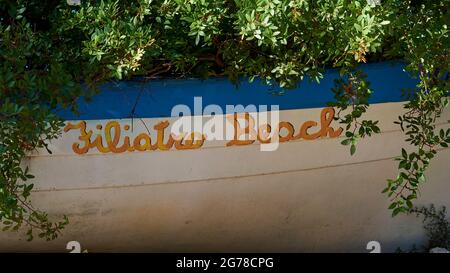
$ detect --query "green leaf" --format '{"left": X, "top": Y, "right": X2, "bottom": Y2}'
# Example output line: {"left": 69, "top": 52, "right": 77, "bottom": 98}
{"left": 350, "top": 144, "right": 356, "bottom": 156}
{"left": 401, "top": 148, "right": 407, "bottom": 159}
{"left": 392, "top": 207, "right": 403, "bottom": 217}
{"left": 341, "top": 139, "right": 352, "bottom": 145}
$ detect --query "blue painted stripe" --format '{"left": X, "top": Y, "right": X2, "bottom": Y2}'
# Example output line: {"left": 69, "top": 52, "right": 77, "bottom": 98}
{"left": 57, "top": 61, "right": 418, "bottom": 120}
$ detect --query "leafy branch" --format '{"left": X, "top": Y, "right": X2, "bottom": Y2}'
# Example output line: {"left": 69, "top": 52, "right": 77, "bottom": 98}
{"left": 328, "top": 70, "right": 380, "bottom": 155}
{"left": 383, "top": 83, "right": 449, "bottom": 216}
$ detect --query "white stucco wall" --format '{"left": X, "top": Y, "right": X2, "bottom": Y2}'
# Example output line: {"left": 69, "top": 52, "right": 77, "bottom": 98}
{"left": 1, "top": 102, "right": 449, "bottom": 252}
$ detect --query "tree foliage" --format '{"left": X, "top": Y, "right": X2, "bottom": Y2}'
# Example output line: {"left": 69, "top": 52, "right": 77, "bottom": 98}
{"left": 411, "top": 205, "right": 450, "bottom": 251}
{"left": 0, "top": 0, "right": 449, "bottom": 240}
